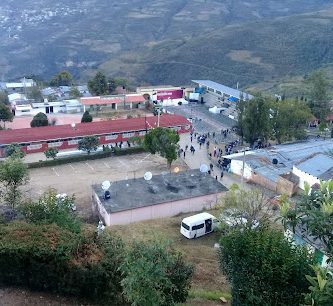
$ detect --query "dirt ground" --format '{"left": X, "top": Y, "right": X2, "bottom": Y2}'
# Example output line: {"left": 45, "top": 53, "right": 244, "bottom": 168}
{"left": 25, "top": 153, "right": 188, "bottom": 218}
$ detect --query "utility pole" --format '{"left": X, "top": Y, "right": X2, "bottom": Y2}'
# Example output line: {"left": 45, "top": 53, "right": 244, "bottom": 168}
{"left": 241, "top": 149, "right": 245, "bottom": 188}
{"left": 157, "top": 108, "right": 160, "bottom": 127}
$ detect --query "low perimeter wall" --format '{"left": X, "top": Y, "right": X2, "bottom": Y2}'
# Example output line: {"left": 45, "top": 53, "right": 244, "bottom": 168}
{"left": 92, "top": 192, "right": 224, "bottom": 226}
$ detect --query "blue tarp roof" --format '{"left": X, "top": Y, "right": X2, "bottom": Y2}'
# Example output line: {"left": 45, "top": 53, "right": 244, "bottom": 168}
{"left": 228, "top": 96, "right": 238, "bottom": 102}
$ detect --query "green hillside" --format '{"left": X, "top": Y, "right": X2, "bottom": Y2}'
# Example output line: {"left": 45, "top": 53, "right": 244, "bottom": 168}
{"left": 96, "top": 7, "right": 333, "bottom": 94}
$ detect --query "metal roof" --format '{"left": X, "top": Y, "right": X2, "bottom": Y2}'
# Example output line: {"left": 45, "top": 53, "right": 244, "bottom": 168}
{"left": 296, "top": 154, "right": 333, "bottom": 178}
{"left": 192, "top": 80, "right": 253, "bottom": 100}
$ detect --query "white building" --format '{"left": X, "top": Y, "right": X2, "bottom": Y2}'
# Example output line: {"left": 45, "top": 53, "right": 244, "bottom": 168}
{"left": 5, "top": 78, "right": 35, "bottom": 93}
{"left": 292, "top": 153, "right": 333, "bottom": 190}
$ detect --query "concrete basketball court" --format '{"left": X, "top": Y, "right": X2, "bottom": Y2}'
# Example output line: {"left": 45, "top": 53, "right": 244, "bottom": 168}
{"left": 25, "top": 152, "right": 188, "bottom": 217}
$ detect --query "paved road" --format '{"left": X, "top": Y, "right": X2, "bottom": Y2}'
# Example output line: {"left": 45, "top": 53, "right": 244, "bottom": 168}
{"left": 178, "top": 133, "right": 247, "bottom": 190}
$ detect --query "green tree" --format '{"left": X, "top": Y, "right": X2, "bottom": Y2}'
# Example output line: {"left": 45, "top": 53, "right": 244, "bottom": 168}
{"left": 44, "top": 148, "right": 58, "bottom": 159}
{"left": 128, "top": 135, "right": 143, "bottom": 146}
{"left": 21, "top": 190, "right": 79, "bottom": 233}
{"left": 88, "top": 72, "right": 109, "bottom": 96}
{"left": 218, "top": 186, "right": 277, "bottom": 231}
{"left": 271, "top": 98, "right": 312, "bottom": 143}
{"left": 144, "top": 127, "right": 180, "bottom": 168}
{"left": 0, "top": 91, "right": 9, "bottom": 105}
{"left": 280, "top": 180, "right": 333, "bottom": 258}
{"left": 237, "top": 94, "right": 272, "bottom": 146}
{"left": 219, "top": 225, "right": 314, "bottom": 306}
{"left": 78, "top": 136, "right": 99, "bottom": 154}
{"left": 30, "top": 112, "right": 49, "bottom": 127}
{"left": 27, "top": 86, "right": 43, "bottom": 102}
{"left": 0, "top": 103, "right": 14, "bottom": 128}
{"left": 5, "top": 143, "right": 25, "bottom": 158}
{"left": 304, "top": 265, "right": 333, "bottom": 306}
{"left": 81, "top": 110, "right": 93, "bottom": 123}
{"left": 120, "top": 241, "right": 193, "bottom": 306}
{"left": 0, "top": 156, "right": 29, "bottom": 208}
{"left": 307, "top": 70, "right": 330, "bottom": 121}
{"left": 108, "top": 77, "right": 129, "bottom": 93}
{"left": 50, "top": 71, "right": 73, "bottom": 87}
{"left": 69, "top": 86, "right": 82, "bottom": 98}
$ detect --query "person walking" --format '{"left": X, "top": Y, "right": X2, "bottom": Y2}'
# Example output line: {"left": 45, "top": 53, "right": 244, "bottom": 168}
{"left": 199, "top": 142, "right": 202, "bottom": 149}
{"left": 190, "top": 136, "right": 193, "bottom": 143}
{"left": 183, "top": 150, "right": 186, "bottom": 158}
{"left": 221, "top": 171, "right": 224, "bottom": 179}
{"left": 185, "top": 145, "right": 188, "bottom": 151}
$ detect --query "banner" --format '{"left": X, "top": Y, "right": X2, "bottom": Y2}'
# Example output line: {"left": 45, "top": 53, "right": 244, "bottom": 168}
{"left": 157, "top": 89, "right": 183, "bottom": 100}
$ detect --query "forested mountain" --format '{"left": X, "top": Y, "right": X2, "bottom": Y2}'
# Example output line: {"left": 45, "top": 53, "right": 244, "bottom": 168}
{"left": 1, "top": 0, "right": 333, "bottom": 90}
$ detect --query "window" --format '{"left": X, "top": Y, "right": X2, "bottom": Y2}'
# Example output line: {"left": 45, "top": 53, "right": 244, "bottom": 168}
{"left": 207, "top": 87, "right": 214, "bottom": 92}
{"left": 122, "top": 132, "right": 134, "bottom": 138}
{"left": 27, "top": 144, "right": 42, "bottom": 150}
{"left": 48, "top": 141, "right": 63, "bottom": 148}
{"left": 68, "top": 139, "right": 80, "bottom": 145}
{"left": 216, "top": 90, "right": 222, "bottom": 95}
{"left": 105, "top": 134, "right": 118, "bottom": 140}
{"left": 181, "top": 222, "right": 190, "bottom": 231}
{"left": 192, "top": 223, "right": 204, "bottom": 230}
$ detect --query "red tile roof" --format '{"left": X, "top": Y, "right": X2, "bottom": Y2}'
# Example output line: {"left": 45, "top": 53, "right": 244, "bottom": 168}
{"left": 80, "top": 94, "right": 145, "bottom": 105}
{"left": 0, "top": 114, "right": 190, "bottom": 145}
{"left": 80, "top": 96, "right": 122, "bottom": 106}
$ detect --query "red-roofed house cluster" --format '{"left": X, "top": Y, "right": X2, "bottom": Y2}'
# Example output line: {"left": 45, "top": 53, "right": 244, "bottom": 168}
{"left": 0, "top": 114, "right": 191, "bottom": 157}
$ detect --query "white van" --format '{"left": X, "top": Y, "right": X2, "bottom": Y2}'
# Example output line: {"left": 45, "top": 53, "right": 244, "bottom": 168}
{"left": 180, "top": 212, "right": 218, "bottom": 239}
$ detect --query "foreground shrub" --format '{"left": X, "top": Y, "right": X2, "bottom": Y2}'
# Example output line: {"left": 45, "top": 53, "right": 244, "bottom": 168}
{"left": 219, "top": 225, "right": 314, "bottom": 306}
{"left": 0, "top": 222, "right": 125, "bottom": 304}
{"left": 120, "top": 241, "right": 193, "bottom": 306}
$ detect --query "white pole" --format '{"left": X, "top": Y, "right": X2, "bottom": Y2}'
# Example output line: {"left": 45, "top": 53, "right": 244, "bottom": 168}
{"left": 241, "top": 149, "right": 245, "bottom": 188}
{"left": 157, "top": 109, "right": 160, "bottom": 127}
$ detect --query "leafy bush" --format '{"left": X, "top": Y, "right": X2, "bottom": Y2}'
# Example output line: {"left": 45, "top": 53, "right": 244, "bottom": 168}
{"left": 120, "top": 241, "right": 193, "bottom": 306}
{"left": 20, "top": 190, "right": 80, "bottom": 233}
{"left": 44, "top": 148, "right": 58, "bottom": 159}
{"left": 219, "top": 225, "right": 314, "bottom": 306}
{"left": 0, "top": 222, "right": 125, "bottom": 304}
{"left": 30, "top": 112, "right": 49, "bottom": 127}
{"left": 5, "top": 143, "right": 25, "bottom": 158}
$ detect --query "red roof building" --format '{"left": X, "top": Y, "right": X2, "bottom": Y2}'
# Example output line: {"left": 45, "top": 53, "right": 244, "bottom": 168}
{"left": 0, "top": 114, "right": 191, "bottom": 156}
{"left": 80, "top": 94, "right": 146, "bottom": 110}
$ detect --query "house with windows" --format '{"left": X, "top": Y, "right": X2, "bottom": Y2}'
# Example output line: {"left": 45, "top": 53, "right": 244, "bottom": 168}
{"left": 80, "top": 94, "right": 147, "bottom": 112}
{"left": 0, "top": 114, "right": 191, "bottom": 157}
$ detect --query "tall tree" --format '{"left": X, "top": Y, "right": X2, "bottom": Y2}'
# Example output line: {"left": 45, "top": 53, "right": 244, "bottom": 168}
{"left": 219, "top": 225, "right": 314, "bottom": 306}
{"left": 307, "top": 70, "right": 330, "bottom": 121}
{"left": 237, "top": 94, "right": 272, "bottom": 146}
{"left": 144, "top": 127, "right": 180, "bottom": 168}
{"left": 0, "top": 103, "right": 14, "bottom": 128}
{"left": 0, "top": 91, "right": 9, "bottom": 105}
{"left": 77, "top": 136, "right": 99, "bottom": 154}
{"left": 271, "top": 98, "right": 312, "bottom": 143}
{"left": 0, "top": 156, "right": 29, "bottom": 208}
{"left": 30, "top": 112, "right": 48, "bottom": 127}
{"left": 69, "top": 86, "right": 82, "bottom": 98}
{"left": 280, "top": 180, "right": 333, "bottom": 259}
{"left": 50, "top": 71, "right": 73, "bottom": 87}
{"left": 88, "top": 72, "right": 109, "bottom": 96}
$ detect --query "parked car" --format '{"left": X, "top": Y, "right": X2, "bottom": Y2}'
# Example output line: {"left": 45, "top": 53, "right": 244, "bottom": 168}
{"left": 219, "top": 209, "right": 259, "bottom": 229}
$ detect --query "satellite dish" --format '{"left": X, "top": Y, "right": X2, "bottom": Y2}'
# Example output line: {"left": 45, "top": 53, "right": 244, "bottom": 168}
{"left": 174, "top": 167, "right": 180, "bottom": 173}
{"left": 144, "top": 171, "right": 153, "bottom": 181}
{"left": 101, "top": 180, "right": 111, "bottom": 191}
{"left": 200, "top": 164, "right": 209, "bottom": 173}
{"left": 71, "top": 122, "right": 76, "bottom": 129}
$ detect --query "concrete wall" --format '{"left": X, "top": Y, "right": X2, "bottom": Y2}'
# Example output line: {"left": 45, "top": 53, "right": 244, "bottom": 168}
{"left": 276, "top": 176, "right": 297, "bottom": 196}
{"left": 251, "top": 172, "right": 277, "bottom": 192}
{"left": 230, "top": 160, "right": 252, "bottom": 179}
{"left": 93, "top": 192, "right": 223, "bottom": 226}
{"left": 293, "top": 166, "right": 320, "bottom": 190}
